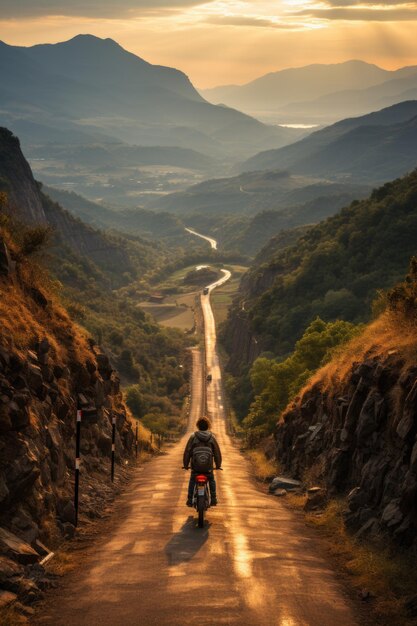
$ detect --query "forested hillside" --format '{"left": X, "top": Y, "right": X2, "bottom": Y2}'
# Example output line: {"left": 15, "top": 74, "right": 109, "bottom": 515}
{"left": 222, "top": 169, "right": 417, "bottom": 420}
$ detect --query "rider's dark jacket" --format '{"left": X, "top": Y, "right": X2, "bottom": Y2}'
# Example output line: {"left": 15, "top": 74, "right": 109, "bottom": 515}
{"left": 183, "top": 430, "right": 222, "bottom": 470}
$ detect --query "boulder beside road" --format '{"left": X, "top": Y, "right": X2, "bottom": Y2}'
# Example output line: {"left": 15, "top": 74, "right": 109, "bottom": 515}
{"left": 0, "top": 527, "right": 39, "bottom": 565}
{"left": 269, "top": 476, "right": 303, "bottom": 494}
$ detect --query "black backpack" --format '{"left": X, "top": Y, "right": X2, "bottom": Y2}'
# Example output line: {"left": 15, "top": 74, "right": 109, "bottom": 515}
{"left": 192, "top": 436, "right": 213, "bottom": 472}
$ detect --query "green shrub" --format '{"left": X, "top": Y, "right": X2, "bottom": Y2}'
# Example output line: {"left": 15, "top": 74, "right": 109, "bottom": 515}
{"left": 242, "top": 317, "right": 361, "bottom": 438}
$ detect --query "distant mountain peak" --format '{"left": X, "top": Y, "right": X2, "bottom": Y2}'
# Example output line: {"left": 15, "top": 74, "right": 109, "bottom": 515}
{"left": 63, "top": 34, "right": 122, "bottom": 49}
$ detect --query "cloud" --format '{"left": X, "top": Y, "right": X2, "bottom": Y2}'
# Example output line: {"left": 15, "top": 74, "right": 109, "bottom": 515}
{"left": 323, "top": 0, "right": 413, "bottom": 5}
{"left": 204, "top": 15, "right": 299, "bottom": 29}
{"left": 0, "top": 0, "right": 213, "bottom": 19}
{"left": 294, "top": 2, "right": 417, "bottom": 21}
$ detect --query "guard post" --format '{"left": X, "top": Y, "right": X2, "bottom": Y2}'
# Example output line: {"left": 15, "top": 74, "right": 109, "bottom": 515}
{"left": 111, "top": 412, "right": 116, "bottom": 482}
{"left": 74, "top": 405, "right": 82, "bottom": 526}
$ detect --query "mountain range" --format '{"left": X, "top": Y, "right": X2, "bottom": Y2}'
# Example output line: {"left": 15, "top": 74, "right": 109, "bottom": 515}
{"left": 202, "top": 60, "right": 417, "bottom": 125}
{"left": 0, "top": 35, "right": 299, "bottom": 159}
{"left": 239, "top": 101, "right": 417, "bottom": 183}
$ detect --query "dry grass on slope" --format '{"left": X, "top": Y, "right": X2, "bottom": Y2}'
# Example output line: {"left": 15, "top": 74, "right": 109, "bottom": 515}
{"left": 285, "top": 495, "right": 417, "bottom": 626}
{"left": 0, "top": 229, "right": 91, "bottom": 367}
{"left": 300, "top": 310, "right": 417, "bottom": 399}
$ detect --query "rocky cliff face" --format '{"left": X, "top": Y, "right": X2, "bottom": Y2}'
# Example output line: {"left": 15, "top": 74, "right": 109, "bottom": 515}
{"left": 0, "top": 128, "right": 46, "bottom": 224}
{"left": 277, "top": 351, "right": 417, "bottom": 548}
{"left": 0, "top": 233, "right": 138, "bottom": 613}
{"left": 221, "top": 307, "right": 260, "bottom": 375}
{"left": 0, "top": 128, "right": 143, "bottom": 284}
{"left": 0, "top": 239, "right": 135, "bottom": 537}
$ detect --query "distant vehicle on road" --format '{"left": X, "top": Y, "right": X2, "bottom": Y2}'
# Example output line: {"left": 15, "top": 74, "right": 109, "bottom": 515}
{"left": 206, "top": 373, "right": 212, "bottom": 382}
{"left": 203, "top": 287, "right": 209, "bottom": 295}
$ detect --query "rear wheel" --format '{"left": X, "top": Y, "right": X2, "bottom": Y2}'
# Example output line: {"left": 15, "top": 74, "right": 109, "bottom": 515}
{"left": 197, "top": 495, "right": 205, "bottom": 528}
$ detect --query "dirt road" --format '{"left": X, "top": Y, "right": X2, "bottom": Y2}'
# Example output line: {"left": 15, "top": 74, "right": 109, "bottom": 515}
{"left": 35, "top": 274, "right": 358, "bottom": 626}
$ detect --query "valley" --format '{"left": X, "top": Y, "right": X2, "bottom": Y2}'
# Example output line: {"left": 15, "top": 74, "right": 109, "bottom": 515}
{"left": 27, "top": 138, "right": 224, "bottom": 209}
{"left": 32, "top": 269, "right": 359, "bottom": 626}
{"left": 1, "top": 26, "right": 417, "bottom": 626}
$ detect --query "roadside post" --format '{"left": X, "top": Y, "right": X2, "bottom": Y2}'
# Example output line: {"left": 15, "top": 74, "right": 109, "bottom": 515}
{"left": 74, "top": 406, "right": 82, "bottom": 527}
{"left": 135, "top": 421, "right": 138, "bottom": 461}
{"left": 111, "top": 412, "right": 116, "bottom": 482}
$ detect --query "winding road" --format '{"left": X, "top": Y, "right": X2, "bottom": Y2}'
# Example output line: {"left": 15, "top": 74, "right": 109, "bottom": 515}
{"left": 35, "top": 242, "right": 358, "bottom": 626}
{"left": 185, "top": 227, "right": 217, "bottom": 250}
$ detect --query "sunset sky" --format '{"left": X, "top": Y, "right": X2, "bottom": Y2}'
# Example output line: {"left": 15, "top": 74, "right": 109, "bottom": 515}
{"left": 1, "top": 1, "right": 417, "bottom": 87}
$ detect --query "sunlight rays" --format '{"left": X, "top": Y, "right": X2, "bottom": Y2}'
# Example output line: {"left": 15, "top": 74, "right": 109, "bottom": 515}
{"left": 1, "top": 0, "right": 417, "bottom": 86}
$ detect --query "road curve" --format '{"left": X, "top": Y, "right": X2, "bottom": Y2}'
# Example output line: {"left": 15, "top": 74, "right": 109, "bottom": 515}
{"left": 35, "top": 274, "right": 358, "bottom": 626}
{"left": 185, "top": 227, "right": 217, "bottom": 250}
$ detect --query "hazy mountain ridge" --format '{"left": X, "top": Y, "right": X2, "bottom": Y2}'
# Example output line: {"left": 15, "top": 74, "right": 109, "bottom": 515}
{"left": 43, "top": 185, "right": 187, "bottom": 241}
{"left": 202, "top": 60, "right": 417, "bottom": 124}
{"left": 279, "top": 68, "right": 417, "bottom": 122}
{"left": 0, "top": 35, "right": 297, "bottom": 159}
{"left": 30, "top": 144, "right": 216, "bottom": 172}
{"left": 240, "top": 100, "right": 417, "bottom": 182}
{"left": 149, "top": 168, "right": 368, "bottom": 217}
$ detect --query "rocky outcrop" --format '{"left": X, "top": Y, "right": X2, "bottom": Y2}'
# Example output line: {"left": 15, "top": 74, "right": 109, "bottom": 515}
{"left": 0, "top": 334, "right": 134, "bottom": 541}
{"left": 277, "top": 354, "right": 417, "bottom": 548}
{"left": 0, "top": 128, "right": 47, "bottom": 224}
{"left": 221, "top": 307, "right": 260, "bottom": 375}
{"left": 0, "top": 127, "right": 140, "bottom": 286}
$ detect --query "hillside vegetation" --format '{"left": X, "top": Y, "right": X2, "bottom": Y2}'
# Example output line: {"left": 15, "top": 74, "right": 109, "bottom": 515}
{"left": 224, "top": 168, "right": 417, "bottom": 368}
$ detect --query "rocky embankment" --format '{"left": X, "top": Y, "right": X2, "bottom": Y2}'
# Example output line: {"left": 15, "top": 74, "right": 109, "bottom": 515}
{"left": 220, "top": 308, "right": 260, "bottom": 375}
{"left": 0, "top": 237, "right": 138, "bottom": 616}
{"left": 277, "top": 353, "right": 417, "bottom": 548}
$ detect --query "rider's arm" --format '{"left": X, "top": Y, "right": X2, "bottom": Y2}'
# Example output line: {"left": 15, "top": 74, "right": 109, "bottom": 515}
{"left": 212, "top": 436, "right": 222, "bottom": 469}
{"left": 183, "top": 435, "right": 194, "bottom": 468}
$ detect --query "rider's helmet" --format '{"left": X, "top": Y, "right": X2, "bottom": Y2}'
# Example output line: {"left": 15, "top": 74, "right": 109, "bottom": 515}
{"left": 196, "top": 416, "right": 211, "bottom": 431}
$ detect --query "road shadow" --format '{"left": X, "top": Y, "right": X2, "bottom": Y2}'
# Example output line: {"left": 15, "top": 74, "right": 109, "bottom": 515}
{"left": 165, "top": 515, "right": 210, "bottom": 566}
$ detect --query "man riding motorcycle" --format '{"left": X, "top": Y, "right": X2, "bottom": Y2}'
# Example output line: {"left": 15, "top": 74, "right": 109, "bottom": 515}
{"left": 183, "top": 416, "right": 222, "bottom": 506}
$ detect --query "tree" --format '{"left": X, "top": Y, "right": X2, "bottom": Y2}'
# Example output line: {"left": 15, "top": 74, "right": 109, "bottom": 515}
{"left": 125, "top": 385, "right": 145, "bottom": 419}
{"left": 243, "top": 317, "right": 360, "bottom": 441}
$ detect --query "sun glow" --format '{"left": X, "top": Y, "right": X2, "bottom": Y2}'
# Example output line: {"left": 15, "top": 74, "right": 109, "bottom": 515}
{"left": 1, "top": 0, "right": 417, "bottom": 86}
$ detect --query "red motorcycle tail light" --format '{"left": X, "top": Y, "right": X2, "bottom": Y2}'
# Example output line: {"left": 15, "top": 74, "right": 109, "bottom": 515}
{"left": 196, "top": 475, "right": 208, "bottom": 483}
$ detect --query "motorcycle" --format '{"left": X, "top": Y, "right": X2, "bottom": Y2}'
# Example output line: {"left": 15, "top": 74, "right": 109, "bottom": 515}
{"left": 193, "top": 473, "right": 210, "bottom": 528}
{"left": 184, "top": 468, "right": 222, "bottom": 528}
